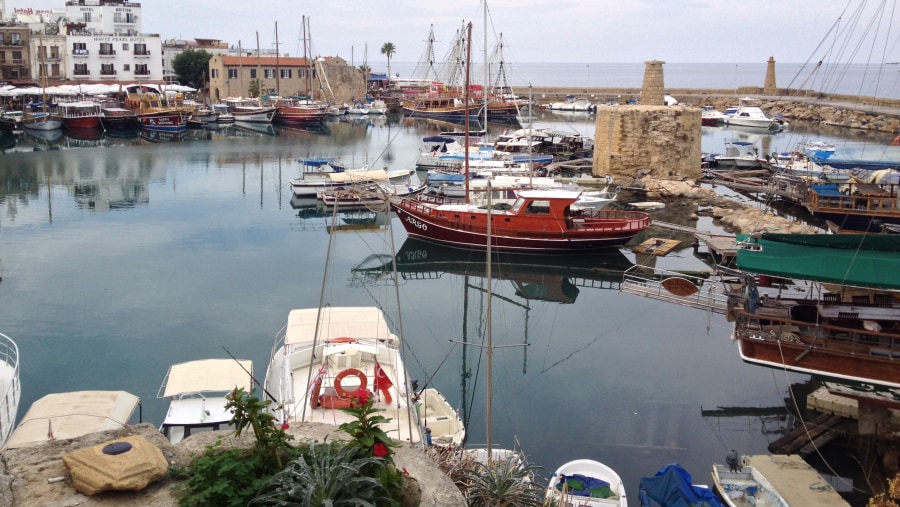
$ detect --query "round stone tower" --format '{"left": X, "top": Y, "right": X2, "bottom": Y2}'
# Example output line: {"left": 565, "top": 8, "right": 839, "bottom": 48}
{"left": 764, "top": 56, "right": 777, "bottom": 93}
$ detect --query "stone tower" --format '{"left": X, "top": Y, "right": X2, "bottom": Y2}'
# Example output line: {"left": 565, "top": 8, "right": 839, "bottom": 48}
{"left": 764, "top": 57, "right": 777, "bottom": 92}
{"left": 641, "top": 60, "right": 665, "bottom": 106}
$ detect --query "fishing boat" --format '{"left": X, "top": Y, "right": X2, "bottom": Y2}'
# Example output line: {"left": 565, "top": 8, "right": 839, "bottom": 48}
{"left": 391, "top": 189, "right": 649, "bottom": 253}
{"left": 545, "top": 459, "right": 628, "bottom": 506}
{"left": 129, "top": 92, "right": 188, "bottom": 133}
{"left": 264, "top": 306, "right": 430, "bottom": 445}
{"left": 21, "top": 34, "right": 62, "bottom": 133}
{"left": 271, "top": 97, "right": 329, "bottom": 125}
{"left": 57, "top": 101, "right": 103, "bottom": 130}
{"left": 727, "top": 232, "right": 900, "bottom": 392}
{"left": 418, "top": 387, "right": 465, "bottom": 446}
{"left": 711, "top": 454, "right": 847, "bottom": 507}
{"left": 157, "top": 358, "right": 253, "bottom": 444}
{"left": 223, "top": 97, "right": 276, "bottom": 123}
{"left": 3, "top": 390, "right": 140, "bottom": 450}
{"left": 99, "top": 104, "right": 140, "bottom": 131}
{"left": 805, "top": 179, "right": 900, "bottom": 233}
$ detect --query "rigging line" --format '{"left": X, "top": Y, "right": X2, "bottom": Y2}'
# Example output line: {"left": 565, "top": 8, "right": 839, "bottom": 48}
{"left": 774, "top": 338, "right": 865, "bottom": 493}
{"left": 415, "top": 341, "right": 458, "bottom": 396}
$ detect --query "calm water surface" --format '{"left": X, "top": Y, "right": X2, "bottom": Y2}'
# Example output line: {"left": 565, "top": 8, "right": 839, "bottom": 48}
{"left": 0, "top": 112, "right": 887, "bottom": 504}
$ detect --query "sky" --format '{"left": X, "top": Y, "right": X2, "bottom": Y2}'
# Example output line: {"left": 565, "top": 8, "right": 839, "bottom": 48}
{"left": 5, "top": 0, "right": 899, "bottom": 69}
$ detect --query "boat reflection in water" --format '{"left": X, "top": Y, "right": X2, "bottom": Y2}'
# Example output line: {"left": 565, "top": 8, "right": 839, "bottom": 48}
{"left": 353, "top": 237, "right": 635, "bottom": 304}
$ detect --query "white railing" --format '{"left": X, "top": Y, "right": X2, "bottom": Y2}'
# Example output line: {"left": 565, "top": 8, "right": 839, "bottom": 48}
{"left": 620, "top": 265, "right": 729, "bottom": 313}
{"left": 0, "top": 332, "right": 20, "bottom": 447}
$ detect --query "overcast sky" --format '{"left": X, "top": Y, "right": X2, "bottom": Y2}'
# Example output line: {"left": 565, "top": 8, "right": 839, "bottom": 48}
{"left": 6, "top": 0, "right": 898, "bottom": 68}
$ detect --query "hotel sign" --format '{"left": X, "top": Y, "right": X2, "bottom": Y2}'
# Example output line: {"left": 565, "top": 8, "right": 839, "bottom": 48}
{"left": 13, "top": 8, "right": 52, "bottom": 15}
{"left": 92, "top": 36, "right": 146, "bottom": 43}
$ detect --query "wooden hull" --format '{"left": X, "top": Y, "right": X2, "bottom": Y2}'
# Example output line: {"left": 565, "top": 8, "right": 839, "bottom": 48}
{"left": 231, "top": 108, "right": 275, "bottom": 123}
{"left": 273, "top": 106, "right": 328, "bottom": 124}
{"left": 137, "top": 111, "right": 187, "bottom": 132}
{"left": 21, "top": 114, "right": 62, "bottom": 131}
{"left": 391, "top": 196, "right": 649, "bottom": 253}
{"left": 61, "top": 116, "right": 102, "bottom": 130}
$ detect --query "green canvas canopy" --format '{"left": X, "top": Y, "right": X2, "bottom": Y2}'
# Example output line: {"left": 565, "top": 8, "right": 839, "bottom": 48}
{"left": 735, "top": 233, "right": 900, "bottom": 291}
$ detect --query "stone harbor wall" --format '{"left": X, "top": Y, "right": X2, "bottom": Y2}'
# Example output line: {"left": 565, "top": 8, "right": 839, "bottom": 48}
{"left": 593, "top": 106, "right": 703, "bottom": 180}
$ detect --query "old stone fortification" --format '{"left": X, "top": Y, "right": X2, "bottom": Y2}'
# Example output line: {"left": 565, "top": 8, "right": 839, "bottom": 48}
{"left": 593, "top": 106, "right": 703, "bottom": 181}
{"left": 0, "top": 422, "right": 465, "bottom": 507}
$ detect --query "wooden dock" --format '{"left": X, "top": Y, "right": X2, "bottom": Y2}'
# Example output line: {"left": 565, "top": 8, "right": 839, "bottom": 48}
{"left": 767, "top": 412, "right": 845, "bottom": 456}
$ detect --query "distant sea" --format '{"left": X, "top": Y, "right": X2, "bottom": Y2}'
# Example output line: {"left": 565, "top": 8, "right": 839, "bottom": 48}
{"left": 387, "top": 61, "right": 900, "bottom": 99}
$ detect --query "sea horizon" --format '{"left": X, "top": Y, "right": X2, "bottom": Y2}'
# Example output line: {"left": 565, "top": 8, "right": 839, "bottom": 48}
{"left": 382, "top": 61, "right": 900, "bottom": 100}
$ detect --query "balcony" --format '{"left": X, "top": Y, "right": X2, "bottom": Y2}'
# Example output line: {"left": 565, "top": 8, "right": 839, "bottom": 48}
{"left": 100, "top": 69, "right": 117, "bottom": 76}
{"left": 73, "top": 69, "right": 89, "bottom": 76}
{"left": 99, "top": 50, "right": 117, "bottom": 57}
{"left": 72, "top": 49, "right": 90, "bottom": 57}
{"left": 134, "top": 69, "right": 150, "bottom": 76}
{"left": 134, "top": 50, "right": 151, "bottom": 57}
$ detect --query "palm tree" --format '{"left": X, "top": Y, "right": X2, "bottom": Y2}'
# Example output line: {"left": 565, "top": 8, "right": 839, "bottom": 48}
{"left": 380, "top": 42, "right": 396, "bottom": 79}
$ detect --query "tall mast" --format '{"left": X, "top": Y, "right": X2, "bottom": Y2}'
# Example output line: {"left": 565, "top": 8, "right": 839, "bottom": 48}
{"left": 463, "top": 22, "right": 472, "bottom": 204}
{"left": 255, "top": 31, "right": 262, "bottom": 98}
{"left": 275, "top": 22, "right": 280, "bottom": 96}
{"left": 238, "top": 40, "right": 243, "bottom": 97}
{"left": 485, "top": 177, "right": 493, "bottom": 460}
{"left": 483, "top": 0, "right": 488, "bottom": 128}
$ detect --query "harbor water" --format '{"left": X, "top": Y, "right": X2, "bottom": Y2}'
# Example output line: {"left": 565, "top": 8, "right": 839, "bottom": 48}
{"left": 0, "top": 110, "right": 890, "bottom": 505}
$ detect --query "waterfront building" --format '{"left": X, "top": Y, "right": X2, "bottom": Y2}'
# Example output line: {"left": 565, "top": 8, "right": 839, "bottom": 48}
{"left": 208, "top": 54, "right": 361, "bottom": 104}
{"left": 0, "top": 23, "right": 32, "bottom": 84}
{"left": 161, "top": 38, "right": 229, "bottom": 85}
{"left": 62, "top": 0, "right": 163, "bottom": 82}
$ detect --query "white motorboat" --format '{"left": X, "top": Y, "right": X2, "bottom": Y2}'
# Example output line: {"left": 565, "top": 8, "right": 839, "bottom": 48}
{"left": 367, "top": 99, "right": 388, "bottom": 115}
{"left": 264, "top": 306, "right": 434, "bottom": 445}
{"left": 3, "top": 390, "right": 140, "bottom": 450}
{"left": 417, "top": 387, "right": 465, "bottom": 446}
{"left": 347, "top": 102, "right": 370, "bottom": 115}
{"left": 714, "top": 141, "right": 768, "bottom": 170}
{"left": 545, "top": 458, "right": 628, "bottom": 506}
{"left": 157, "top": 358, "right": 254, "bottom": 444}
{"left": 701, "top": 105, "right": 728, "bottom": 125}
{"left": 724, "top": 97, "right": 778, "bottom": 130}
{"left": 0, "top": 333, "right": 20, "bottom": 449}
{"left": 224, "top": 97, "right": 276, "bottom": 123}
{"left": 291, "top": 161, "right": 414, "bottom": 197}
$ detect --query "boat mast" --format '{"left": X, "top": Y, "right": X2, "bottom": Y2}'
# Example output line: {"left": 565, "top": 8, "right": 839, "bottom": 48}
{"left": 464, "top": 22, "right": 472, "bottom": 204}
{"left": 483, "top": 0, "right": 488, "bottom": 128}
{"left": 275, "top": 22, "right": 280, "bottom": 97}
{"left": 485, "top": 177, "right": 493, "bottom": 460}
{"left": 255, "top": 31, "right": 262, "bottom": 98}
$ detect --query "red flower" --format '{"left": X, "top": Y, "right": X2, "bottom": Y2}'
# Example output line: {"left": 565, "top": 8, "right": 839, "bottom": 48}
{"left": 373, "top": 442, "right": 389, "bottom": 458}
{"left": 354, "top": 390, "right": 370, "bottom": 406}
{"left": 281, "top": 422, "right": 290, "bottom": 430}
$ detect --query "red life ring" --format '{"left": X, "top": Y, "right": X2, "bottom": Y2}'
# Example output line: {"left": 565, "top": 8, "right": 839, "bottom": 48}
{"left": 334, "top": 368, "right": 367, "bottom": 398}
{"left": 328, "top": 337, "right": 356, "bottom": 344}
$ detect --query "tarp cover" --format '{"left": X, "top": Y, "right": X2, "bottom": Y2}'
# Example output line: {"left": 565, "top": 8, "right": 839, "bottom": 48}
{"left": 736, "top": 233, "right": 900, "bottom": 290}
{"left": 638, "top": 463, "right": 723, "bottom": 507}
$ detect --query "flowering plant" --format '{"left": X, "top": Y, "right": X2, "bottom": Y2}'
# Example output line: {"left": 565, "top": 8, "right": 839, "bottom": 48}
{"left": 338, "top": 390, "right": 397, "bottom": 462}
{"left": 225, "top": 387, "right": 294, "bottom": 470}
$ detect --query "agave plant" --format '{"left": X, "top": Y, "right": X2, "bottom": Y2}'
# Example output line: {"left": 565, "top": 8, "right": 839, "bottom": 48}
{"left": 249, "top": 441, "right": 397, "bottom": 506}
{"left": 458, "top": 455, "right": 544, "bottom": 507}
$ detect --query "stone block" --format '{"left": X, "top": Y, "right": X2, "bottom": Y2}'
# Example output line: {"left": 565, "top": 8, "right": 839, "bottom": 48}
{"left": 62, "top": 435, "right": 168, "bottom": 496}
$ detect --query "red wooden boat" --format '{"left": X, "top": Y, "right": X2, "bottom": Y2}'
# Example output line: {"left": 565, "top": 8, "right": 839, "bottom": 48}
{"left": 390, "top": 189, "right": 650, "bottom": 253}
{"left": 58, "top": 101, "right": 102, "bottom": 130}
{"left": 271, "top": 98, "right": 328, "bottom": 125}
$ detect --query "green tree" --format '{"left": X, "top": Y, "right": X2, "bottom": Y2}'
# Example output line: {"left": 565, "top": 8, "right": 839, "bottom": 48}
{"left": 248, "top": 79, "right": 261, "bottom": 98}
{"left": 171, "top": 49, "right": 212, "bottom": 89}
{"left": 380, "top": 42, "right": 396, "bottom": 78}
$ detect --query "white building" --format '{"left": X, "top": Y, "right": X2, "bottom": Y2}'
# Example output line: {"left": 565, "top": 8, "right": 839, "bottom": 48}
{"left": 62, "top": 0, "right": 163, "bottom": 82}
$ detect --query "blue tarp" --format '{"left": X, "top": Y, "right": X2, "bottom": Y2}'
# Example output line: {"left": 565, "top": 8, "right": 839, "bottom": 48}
{"left": 638, "top": 463, "right": 723, "bottom": 507}
{"left": 556, "top": 474, "right": 613, "bottom": 498}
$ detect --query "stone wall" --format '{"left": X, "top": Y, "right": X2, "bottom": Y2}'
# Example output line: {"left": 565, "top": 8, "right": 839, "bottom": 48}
{"left": 594, "top": 106, "right": 702, "bottom": 180}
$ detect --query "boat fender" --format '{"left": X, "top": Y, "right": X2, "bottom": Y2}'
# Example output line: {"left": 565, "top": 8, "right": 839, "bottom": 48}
{"left": 334, "top": 368, "right": 367, "bottom": 398}
{"left": 309, "top": 375, "right": 322, "bottom": 409}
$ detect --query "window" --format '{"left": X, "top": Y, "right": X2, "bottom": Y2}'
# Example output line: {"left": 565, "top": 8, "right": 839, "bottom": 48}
{"left": 123, "top": 64, "right": 130, "bottom": 71}
{"left": 299, "top": 69, "right": 308, "bottom": 79}
{"left": 280, "top": 68, "right": 291, "bottom": 79}
{"left": 100, "top": 63, "right": 115, "bottom": 75}
{"left": 50, "top": 47, "right": 59, "bottom": 59}
{"left": 134, "top": 43, "right": 148, "bottom": 56}
{"left": 135, "top": 64, "right": 149, "bottom": 75}
{"left": 10, "top": 34, "right": 21, "bottom": 45}
{"left": 74, "top": 63, "right": 88, "bottom": 75}
{"left": 228, "top": 68, "right": 237, "bottom": 79}
{"left": 83, "top": 12, "right": 91, "bottom": 22}
{"left": 250, "top": 69, "right": 257, "bottom": 78}
{"left": 210, "top": 69, "right": 218, "bottom": 79}
{"left": 73, "top": 42, "right": 88, "bottom": 55}
{"left": 122, "top": 43, "right": 129, "bottom": 51}
{"left": 0, "top": 51, "right": 5, "bottom": 64}
{"left": 525, "top": 200, "right": 551, "bottom": 215}
{"left": 99, "top": 43, "right": 114, "bottom": 56}
{"left": 11, "top": 51, "right": 21, "bottom": 64}
{"left": 264, "top": 69, "right": 274, "bottom": 78}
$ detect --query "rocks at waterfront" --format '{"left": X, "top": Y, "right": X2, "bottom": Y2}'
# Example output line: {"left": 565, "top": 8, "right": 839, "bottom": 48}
{"left": 0, "top": 422, "right": 465, "bottom": 507}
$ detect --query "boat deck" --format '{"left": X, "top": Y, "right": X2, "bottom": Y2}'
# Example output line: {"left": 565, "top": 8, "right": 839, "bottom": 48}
{"left": 744, "top": 455, "right": 849, "bottom": 507}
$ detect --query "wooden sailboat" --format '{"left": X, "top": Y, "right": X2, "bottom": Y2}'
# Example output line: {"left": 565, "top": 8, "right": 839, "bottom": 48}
{"left": 22, "top": 33, "right": 62, "bottom": 132}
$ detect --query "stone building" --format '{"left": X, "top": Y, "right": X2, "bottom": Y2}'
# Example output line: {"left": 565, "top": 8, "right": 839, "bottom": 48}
{"left": 208, "top": 53, "right": 362, "bottom": 102}
{"left": 0, "top": 23, "right": 32, "bottom": 84}
{"left": 593, "top": 60, "right": 702, "bottom": 180}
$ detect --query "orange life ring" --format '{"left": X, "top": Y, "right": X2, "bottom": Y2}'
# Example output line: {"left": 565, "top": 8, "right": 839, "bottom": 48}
{"left": 334, "top": 368, "right": 367, "bottom": 398}
{"left": 328, "top": 337, "right": 357, "bottom": 344}
{"left": 318, "top": 393, "right": 355, "bottom": 409}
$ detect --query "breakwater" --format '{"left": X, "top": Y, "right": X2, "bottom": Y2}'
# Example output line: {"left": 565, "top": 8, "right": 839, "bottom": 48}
{"left": 517, "top": 86, "right": 900, "bottom": 134}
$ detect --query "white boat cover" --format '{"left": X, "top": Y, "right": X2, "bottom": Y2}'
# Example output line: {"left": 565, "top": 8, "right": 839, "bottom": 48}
{"left": 4, "top": 390, "right": 140, "bottom": 449}
{"left": 285, "top": 307, "right": 396, "bottom": 345}
{"left": 326, "top": 169, "right": 389, "bottom": 184}
{"left": 160, "top": 359, "right": 252, "bottom": 398}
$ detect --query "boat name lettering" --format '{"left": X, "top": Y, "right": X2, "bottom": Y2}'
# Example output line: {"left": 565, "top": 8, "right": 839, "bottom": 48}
{"left": 405, "top": 216, "right": 428, "bottom": 231}
{"left": 403, "top": 249, "right": 428, "bottom": 261}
